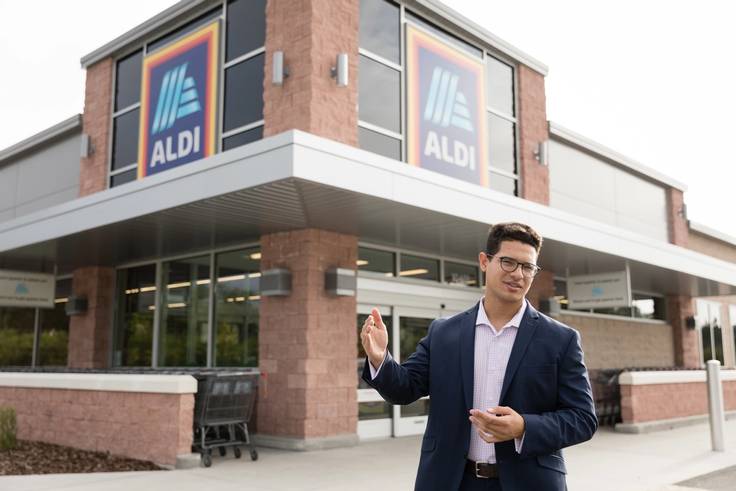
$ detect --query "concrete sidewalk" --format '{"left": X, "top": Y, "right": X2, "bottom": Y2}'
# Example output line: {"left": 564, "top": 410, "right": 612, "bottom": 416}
{"left": 1, "top": 419, "right": 735, "bottom": 491}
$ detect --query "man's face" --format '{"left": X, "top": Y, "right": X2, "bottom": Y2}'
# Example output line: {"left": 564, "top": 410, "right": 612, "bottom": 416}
{"left": 479, "top": 240, "right": 538, "bottom": 305}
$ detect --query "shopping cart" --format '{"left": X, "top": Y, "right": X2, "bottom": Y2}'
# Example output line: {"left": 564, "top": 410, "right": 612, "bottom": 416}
{"left": 192, "top": 372, "right": 259, "bottom": 467}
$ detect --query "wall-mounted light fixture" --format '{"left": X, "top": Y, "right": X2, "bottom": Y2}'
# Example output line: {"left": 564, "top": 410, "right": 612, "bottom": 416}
{"left": 330, "top": 53, "right": 349, "bottom": 87}
{"left": 260, "top": 268, "right": 292, "bottom": 296}
{"left": 80, "top": 134, "right": 94, "bottom": 158}
{"left": 272, "top": 50, "right": 289, "bottom": 86}
{"left": 325, "top": 267, "right": 356, "bottom": 296}
{"left": 533, "top": 140, "right": 548, "bottom": 166}
{"left": 65, "top": 295, "right": 88, "bottom": 316}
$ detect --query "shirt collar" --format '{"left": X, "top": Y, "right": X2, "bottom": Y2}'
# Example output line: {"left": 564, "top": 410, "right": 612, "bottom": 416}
{"left": 475, "top": 297, "right": 527, "bottom": 334}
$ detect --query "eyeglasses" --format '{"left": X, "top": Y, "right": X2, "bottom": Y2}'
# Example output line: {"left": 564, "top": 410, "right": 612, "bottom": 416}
{"left": 485, "top": 253, "right": 541, "bottom": 278}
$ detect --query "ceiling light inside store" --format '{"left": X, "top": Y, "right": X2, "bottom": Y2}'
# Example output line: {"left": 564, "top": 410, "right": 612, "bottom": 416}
{"left": 399, "top": 269, "right": 429, "bottom": 277}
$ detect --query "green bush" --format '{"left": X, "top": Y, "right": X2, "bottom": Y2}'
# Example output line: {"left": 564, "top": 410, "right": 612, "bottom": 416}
{"left": 0, "top": 406, "right": 17, "bottom": 450}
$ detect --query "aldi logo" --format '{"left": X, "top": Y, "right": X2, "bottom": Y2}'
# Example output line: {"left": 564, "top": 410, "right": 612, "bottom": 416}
{"left": 407, "top": 25, "right": 488, "bottom": 187}
{"left": 138, "top": 21, "right": 219, "bottom": 178}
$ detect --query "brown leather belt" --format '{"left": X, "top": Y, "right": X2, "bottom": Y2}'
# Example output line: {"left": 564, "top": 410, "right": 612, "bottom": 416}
{"left": 465, "top": 460, "right": 498, "bottom": 479}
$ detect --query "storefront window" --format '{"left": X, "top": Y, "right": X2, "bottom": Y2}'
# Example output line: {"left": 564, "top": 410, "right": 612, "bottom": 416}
{"left": 358, "top": 247, "right": 395, "bottom": 276}
{"left": 0, "top": 307, "right": 35, "bottom": 366}
{"left": 359, "top": 0, "right": 400, "bottom": 64}
{"left": 444, "top": 261, "right": 479, "bottom": 287}
{"left": 696, "top": 300, "right": 724, "bottom": 365}
{"left": 359, "top": 55, "right": 401, "bottom": 133}
{"left": 214, "top": 248, "right": 260, "bottom": 367}
{"left": 159, "top": 256, "right": 210, "bottom": 367}
{"left": 399, "top": 254, "right": 439, "bottom": 281}
{"left": 37, "top": 279, "right": 72, "bottom": 366}
{"left": 114, "top": 265, "right": 156, "bottom": 367}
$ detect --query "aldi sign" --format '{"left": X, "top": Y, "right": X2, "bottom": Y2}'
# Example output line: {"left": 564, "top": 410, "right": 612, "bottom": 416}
{"left": 406, "top": 25, "right": 488, "bottom": 187}
{"left": 138, "top": 21, "right": 220, "bottom": 178}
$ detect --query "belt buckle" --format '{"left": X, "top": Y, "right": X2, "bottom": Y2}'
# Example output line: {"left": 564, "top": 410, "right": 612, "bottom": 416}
{"left": 475, "top": 461, "right": 489, "bottom": 479}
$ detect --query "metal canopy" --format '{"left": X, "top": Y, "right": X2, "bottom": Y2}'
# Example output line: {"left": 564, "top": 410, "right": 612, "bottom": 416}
{"left": 0, "top": 130, "right": 733, "bottom": 298}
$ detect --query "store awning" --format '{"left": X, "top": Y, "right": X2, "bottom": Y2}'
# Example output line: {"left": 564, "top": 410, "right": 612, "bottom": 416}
{"left": 0, "top": 130, "right": 734, "bottom": 296}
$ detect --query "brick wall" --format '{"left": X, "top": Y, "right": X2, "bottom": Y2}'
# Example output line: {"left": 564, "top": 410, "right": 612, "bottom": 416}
{"left": 68, "top": 267, "right": 115, "bottom": 369}
{"left": 527, "top": 270, "right": 554, "bottom": 311}
{"left": 257, "top": 229, "right": 358, "bottom": 443}
{"left": 665, "top": 187, "right": 688, "bottom": 247}
{"left": 263, "top": 0, "right": 359, "bottom": 146}
{"left": 668, "top": 295, "right": 700, "bottom": 368}
{"left": 687, "top": 231, "right": 736, "bottom": 264}
{"left": 517, "top": 65, "right": 549, "bottom": 205}
{"left": 620, "top": 380, "right": 736, "bottom": 423}
{"left": 0, "top": 387, "right": 193, "bottom": 466}
{"left": 79, "top": 59, "right": 113, "bottom": 197}
{"left": 557, "top": 313, "right": 675, "bottom": 370}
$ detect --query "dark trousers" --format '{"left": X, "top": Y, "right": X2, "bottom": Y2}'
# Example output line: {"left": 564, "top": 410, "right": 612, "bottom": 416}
{"left": 459, "top": 472, "right": 502, "bottom": 491}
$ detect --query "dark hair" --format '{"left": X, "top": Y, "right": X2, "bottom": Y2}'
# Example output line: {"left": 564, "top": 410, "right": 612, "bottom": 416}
{"left": 485, "top": 222, "right": 543, "bottom": 255}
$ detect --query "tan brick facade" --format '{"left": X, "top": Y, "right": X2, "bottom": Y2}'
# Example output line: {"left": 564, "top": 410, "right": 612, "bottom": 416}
{"left": 79, "top": 59, "right": 113, "bottom": 197}
{"left": 517, "top": 65, "right": 549, "bottom": 205}
{"left": 620, "top": 380, "right": 736, "bottom": 423}
{"left": 665, "top": 187, "right": 688, "bottom": 247}
{"left": 557, "top": 313, "right": 675, "bottom": 370}
{"left": 67, "top": 267, "right": 115, "bottom": 369}
{"left": 0, "top": 386, "right": 193, "bottom": 465}
{"left": 687, "top": 231, "right": 736, "bottom": 264}
{"left": 526, "top": 270, "right": 554, "bottom": 311}
{"left": 257, "top": 229, "right": 358, "bottom": 445}
{"left": 263, "top": 0, "right": 359, "bottom": 146}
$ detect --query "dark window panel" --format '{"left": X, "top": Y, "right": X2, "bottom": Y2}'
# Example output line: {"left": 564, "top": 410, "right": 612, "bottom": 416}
{"left": 110, "top": 169, "right": 137, "bottom": 188}
{"left": 113, "top": 265, "right": 156, "bottom": 367}
{"left": 223, "top": 125, "right": 263, "bottom": 151}
{"left": 405, "top": 11, "right": 483, "bottom": 58}
{"left": 486, "top": 56, "right": 514, "bottom": 116}
{"left": 399, "top": 254, "right": 439, "bottom": 281}
{"left": 488, "top": 113, "right": 516, "bottom": 175}
{"left": 358, "top": 247, "right": 395, "bottom": 276}
{"left": 358, "top": 127, "right": 401, "bottom": 161}
{"left": 359, "top": 0, "right": 400, "bottom": 63}
{"left": 111, "top": 109, "right": 140, "bottom": 171}
{"left": 359, "top": 55, "right": 400, "bottom": 133}
{"left": 147, "top": 7, "right": 222, "bottom": 53}
{"left": 38, "top": 279, "right": 71, "bottom": 366}
{"left": 223, "top": 53, "right": 265, "bottom": 132}
{"left": 488, "top": 171, "right": 517, "bottom": 196}
{"left": 226, "top": 0, "right": 266, "bottom": 62}
{"left": 0, "top": 307, "right": 35, "bottom": 366}
{"left": 115, "top": 50, "right": 143, "bottom": 111}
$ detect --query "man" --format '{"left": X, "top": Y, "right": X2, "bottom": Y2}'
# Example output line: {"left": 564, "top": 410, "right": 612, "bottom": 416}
{"left": 361, "top": 222, "right": 597, "bottom": 491}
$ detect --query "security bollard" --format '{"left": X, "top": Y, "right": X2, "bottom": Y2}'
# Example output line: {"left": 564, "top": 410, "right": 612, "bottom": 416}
{"left": 706, "top": 359, "right": 725, "bottom": 452}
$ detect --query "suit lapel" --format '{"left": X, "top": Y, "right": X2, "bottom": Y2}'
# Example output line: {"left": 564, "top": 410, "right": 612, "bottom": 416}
{"left": 459, "top": 302, "right": 480, "bottom": 411}
{"left": 499, "top": 302, "right": 540, "bottom": 403}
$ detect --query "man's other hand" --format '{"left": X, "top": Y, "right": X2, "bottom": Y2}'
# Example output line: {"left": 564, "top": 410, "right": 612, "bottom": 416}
{"left": 469, "top": 406, "right": 525, "bottom": 443}
{"left": 360, "top": 308, "right": 389, "bottom": 369}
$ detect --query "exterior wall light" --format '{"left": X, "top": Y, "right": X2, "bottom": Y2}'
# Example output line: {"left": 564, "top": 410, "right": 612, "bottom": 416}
{"left": 260, "top": 268, "right": 292, "bottom": 296}
{"left": 330, "top": 53, "right": 349, "bottom": 87}
{"left": 272, "top": 50, "right": 289, "bottom": 86}
{"left": 325, "top": 267, "right": 356, "bottom": 296}
{"left": 533, "top": 140, "right": 548, "bottom": 166}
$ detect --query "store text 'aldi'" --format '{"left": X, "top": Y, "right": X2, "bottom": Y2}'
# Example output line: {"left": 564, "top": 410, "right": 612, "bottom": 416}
{"left": 137, "top": 21, "right": 219, "bottom": 178}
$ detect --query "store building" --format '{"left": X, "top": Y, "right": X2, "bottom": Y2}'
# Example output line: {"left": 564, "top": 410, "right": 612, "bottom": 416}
{"left": 1, "top": 0, "right": 735, "bottom": 465}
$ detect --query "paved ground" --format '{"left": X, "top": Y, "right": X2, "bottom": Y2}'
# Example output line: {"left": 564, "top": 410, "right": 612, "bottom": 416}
{"left": 676, "top": 465, "right": 736, "bottom": 491}
{"left": 1, "top": 419, "right": 734, "bottom": 491}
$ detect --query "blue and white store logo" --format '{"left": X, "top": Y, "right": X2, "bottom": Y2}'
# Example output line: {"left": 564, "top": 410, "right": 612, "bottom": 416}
{"left": 151, "top": 63, "right": 202, "bottom": 135}
{"left": 422, "top": 67, "right": 474, "bottom": 133}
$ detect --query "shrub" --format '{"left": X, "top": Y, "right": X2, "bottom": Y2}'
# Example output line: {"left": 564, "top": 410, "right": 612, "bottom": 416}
{"left": 0, "top": 406, "right": 17, "bottom": 450}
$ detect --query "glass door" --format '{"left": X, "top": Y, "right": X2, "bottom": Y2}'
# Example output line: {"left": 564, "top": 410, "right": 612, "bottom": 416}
{"left": 357, "top": 304, "right": 393, "bottom": 440}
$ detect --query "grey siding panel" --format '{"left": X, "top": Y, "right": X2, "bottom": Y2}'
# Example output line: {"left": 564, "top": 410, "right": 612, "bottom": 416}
{"left": 0, "top": 131, "right": 81, "bottom": 224}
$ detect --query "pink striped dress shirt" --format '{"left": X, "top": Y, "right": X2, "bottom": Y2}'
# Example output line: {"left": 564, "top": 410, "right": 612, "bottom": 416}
{"left": 468, "top": 298, "right": 527, "bottom": 463}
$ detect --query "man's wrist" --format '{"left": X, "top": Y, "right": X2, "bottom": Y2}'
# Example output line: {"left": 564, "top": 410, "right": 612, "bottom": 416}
{"left": 369, "top": 352, "right": 386, "bottom": 369}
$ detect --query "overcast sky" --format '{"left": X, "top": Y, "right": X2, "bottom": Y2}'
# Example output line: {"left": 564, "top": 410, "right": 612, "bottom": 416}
{"left": 1, "top": 0, "right": 733, "bottom": 238}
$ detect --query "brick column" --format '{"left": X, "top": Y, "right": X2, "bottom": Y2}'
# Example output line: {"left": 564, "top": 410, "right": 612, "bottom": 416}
{"left": 257, "top": 229, "right": 358, "bottom": 450}
{"left": 517, "top": 65, "right": 549, "bottom": 205}
{"left": 668, "top": 295, "right": 700, "bottom": 368}
{"left": 526, "top": 270, "right": 555, "bottom": 311}
{"left": 263, "top": 0, "right": 359, "bottom": 146}
{"left": 665, "top": 187, "right": 688, "bottom": 247}
{"left": 79, "top": 58, "right": 114, "bottom": 197}
{"left": 67, "top": 267, "right": 115, "bottom": 368}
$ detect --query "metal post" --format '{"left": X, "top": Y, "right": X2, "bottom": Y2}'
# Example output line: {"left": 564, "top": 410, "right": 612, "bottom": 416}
{"left": 706, "top": 359, "right": 725, "bottom": 451}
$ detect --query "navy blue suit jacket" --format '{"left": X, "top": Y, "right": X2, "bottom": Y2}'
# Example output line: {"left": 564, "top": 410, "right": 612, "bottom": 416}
{"left": 362, "top": 301, "right": 597, "bottom": 491}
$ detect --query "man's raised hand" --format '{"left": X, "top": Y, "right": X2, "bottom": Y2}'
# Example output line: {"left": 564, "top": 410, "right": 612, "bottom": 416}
{"left": 360, "top": 308, "right": 389, "bottom": 370}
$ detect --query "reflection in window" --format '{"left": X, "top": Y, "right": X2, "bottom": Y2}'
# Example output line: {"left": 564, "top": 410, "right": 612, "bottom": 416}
{"left": 358, "top": 247, "right": 395, "bottom": 276}
{"left": 38, "top": 279, "right": 72, "bottom": 366}
{"left": 214, "top": 248, "right": 260, "bottom": 367}
{"left": 488, "top": 113, "right": 516, "bottom": 175}
{"left": 114, "top": 265, "right": 156, "bottom": 366}
{"left": 359, "top": 55, "right": 401, "bottom": 133}
{"left": 159, "top": 256, "right": 210, "bottom": 367}
{"left": 400, "top": 254, "right": 439, "bottom": 281}
{"left": 444, "top": 261, "right": 479, "bottom": 287}
{"left": 226, "top": 0, "right": 266, "bottom": 62}
{"left": 115, "top": 50, "right": 142, "bottom": 111}
{"left": 486, "top": 56, "right": 514, "bottom": 116}
{"left": 399, "top": 316, "right": 432, "bottom": 417}
{"left": 224, "top": 53, "right": 265, "bottom": 132}
{"left": 111, "top": 108, "right": 140, "bottom": 171}
{"left": 0, "top": 307, "right": 35, "bottom": 366}
{"left": 359, "top": 0, "right": 400, "bottom": 63}
{"left": 696, "top": 300, "right": 724, "bottom": 365}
